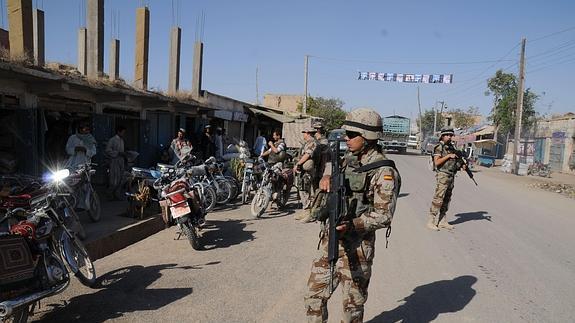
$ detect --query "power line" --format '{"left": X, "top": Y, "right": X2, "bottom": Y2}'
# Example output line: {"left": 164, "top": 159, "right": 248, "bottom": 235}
{"left": 530, "top": 26, "right": 575, "bottom": 42}
{"left": 309, "top": 55, "right": 515, "bottom": 65}
{"left": 527, "top": 50, "right": 575, "bottom": 70}
{"left": 527, "top": 56, "right": 575, "bottom": 74}
{"left": 527, "top": 38, "right": 575, "bottom": 62}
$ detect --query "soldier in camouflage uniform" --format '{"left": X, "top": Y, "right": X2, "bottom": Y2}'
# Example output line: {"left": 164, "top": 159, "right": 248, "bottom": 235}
{"left": 314, "top": 122, "right": 330, "bottom": 181}
{"left": 304, "top": 108, "right": 399, "bottom": 323}
{"left": 294, "top": 128, "right": 319, "bottom": 221}
{"left": 299, "top": 122, "right": 331, "bottom": 223}
{"left": 428, "top": 127, "right": 464, "bottom": 231}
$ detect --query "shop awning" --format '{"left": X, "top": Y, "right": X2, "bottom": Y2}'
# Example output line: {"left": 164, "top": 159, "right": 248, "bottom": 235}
{"left": 473, "top": 125, "right": 495, "bottom": 137}
{"left": 248, "top": 107, "right": 295, "bottom": 123}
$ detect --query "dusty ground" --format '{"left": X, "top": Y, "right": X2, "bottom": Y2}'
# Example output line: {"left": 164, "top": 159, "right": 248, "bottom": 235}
{"left": 31, "top": 152, "right": 575, "bottom": 323}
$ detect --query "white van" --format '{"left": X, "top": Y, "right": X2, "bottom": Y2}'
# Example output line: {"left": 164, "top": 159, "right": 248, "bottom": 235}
{"left": 407, "top": 135, "right": 418, "bottom": 149}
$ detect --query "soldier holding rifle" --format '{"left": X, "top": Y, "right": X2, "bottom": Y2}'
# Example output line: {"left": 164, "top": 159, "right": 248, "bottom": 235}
{"left": 427, "top": 127, "right": 475, "bottom": 231}
{"left": 304, "top": 108, "right": 400, "bottom": 323}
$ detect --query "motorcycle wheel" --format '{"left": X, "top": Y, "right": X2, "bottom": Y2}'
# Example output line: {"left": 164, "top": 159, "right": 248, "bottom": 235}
{"left": 214, "top": 179, "right": 233, "bottom": 205}
{"left": 224, "top": 176, "right": 240, "bottom": 200}
{"left": 2, "top": 306, "right": 29, "bottom": 323}
{"left": 203, "top": 186, "right": 217, "bottom": 212}
{"left": 87, "top": 191, "right": 102, "bottom": 222}
{"left": 279, "top": 185, "right": 290, "bottom": 208}
{"left": 241, "top": 177, "right": 251, "bottom": 204}
{"left": 60, "top": 231, "right": 97, "bottom": 287}
{"left": 251, "top": 188, "right": 271, "bottom": 218}
{"left": 181, "top": 220, "right": 202, "bottom": 250}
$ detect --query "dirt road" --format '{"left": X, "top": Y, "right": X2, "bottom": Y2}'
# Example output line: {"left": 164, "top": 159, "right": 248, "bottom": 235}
{"left": 32, "top": 152, "right": 575, "bottom": 322}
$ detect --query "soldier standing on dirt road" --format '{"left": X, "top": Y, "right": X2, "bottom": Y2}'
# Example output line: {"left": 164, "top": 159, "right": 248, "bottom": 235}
{"left": 427, "top": 127, "right": 466, "bottom": 231}
{"left": 304, "top": 108, "right": 399, "bottom": 323}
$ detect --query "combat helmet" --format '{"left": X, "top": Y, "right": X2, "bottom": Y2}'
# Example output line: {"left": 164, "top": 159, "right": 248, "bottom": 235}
{"left": 439, "top": 127, "right": 455, "bottom": 137}
{"left": 313, "top": 121, "right": 324, "bottom": 130}
{"left": 341, "top": 108, "right": 383, "bottom": 140}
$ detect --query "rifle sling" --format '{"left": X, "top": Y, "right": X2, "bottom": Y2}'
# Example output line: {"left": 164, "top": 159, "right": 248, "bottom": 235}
{"left": 352, "top": 159, "right": 397, "bottom": 173}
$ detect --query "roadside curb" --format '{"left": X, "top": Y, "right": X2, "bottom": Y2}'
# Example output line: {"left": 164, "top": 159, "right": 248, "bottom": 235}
{"left": 85, "top": 214, "right": 166, "bottom": 261}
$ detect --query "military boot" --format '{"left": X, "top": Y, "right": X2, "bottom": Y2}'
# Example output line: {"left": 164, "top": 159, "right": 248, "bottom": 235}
{"left": 294, "top": 210, "right": 308, "bottom": 220}
{"left": 299, "top": 212, "right": 317, "bottom": 223}
{"left": 438, "top": 215, "right": 454, "bottom": 230}
{"left": 427, "top": 216, "right": 439, "bottom": 231}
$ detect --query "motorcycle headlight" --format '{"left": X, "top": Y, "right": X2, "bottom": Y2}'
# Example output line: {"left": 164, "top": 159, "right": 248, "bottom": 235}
{"left": 45, "top": 169, "right": 70, "bottom": 182}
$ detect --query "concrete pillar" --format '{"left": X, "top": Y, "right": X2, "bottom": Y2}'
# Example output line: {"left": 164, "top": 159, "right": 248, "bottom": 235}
{"left": 168, "top": 27, "right": 181, "bottom": 95}
{"left": 87, "top": 0, "right": 104, "bottom": 78}
{"left": 77, "top": 28, "right": 87, "bottom": 75}
{"left": 109, "top": 39, "right": 120, "bottom": 81}
{"left": 0, "top": 28, "right": 9, "bottom": 53}
{"left": 134, "top": 7, "right": 150, "bottom": 90}
{"left": 192, "top": 41, "right": 203, "bottom": 98}
{"left": 32, "top": 9, "right": 44, "bottom": 66}
{"left": 7, "top": 0, "right": 33, "bottom": 61}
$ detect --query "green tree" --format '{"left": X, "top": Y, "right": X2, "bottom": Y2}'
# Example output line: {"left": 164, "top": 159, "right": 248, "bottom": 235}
{"left": 297, "top": 96, "right": 347, "bottom": 131}
{"left": 486, "top": 70, "right": 538, "bottom": 137}
{"left": 417, "top": 109, "right": 443, "bottom": 137}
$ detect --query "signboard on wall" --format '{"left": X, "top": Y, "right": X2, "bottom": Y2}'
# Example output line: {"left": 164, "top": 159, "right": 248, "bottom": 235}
{"left": 211, "top": 110, "right": 234, "bottom": 121}
{"left": 233, "top": 112, "right": 248, "bottom": 122}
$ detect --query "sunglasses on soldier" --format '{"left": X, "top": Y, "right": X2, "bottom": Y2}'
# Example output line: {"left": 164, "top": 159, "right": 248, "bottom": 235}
{"left": 345, "top": 131, "right": 361, "bottom": 139}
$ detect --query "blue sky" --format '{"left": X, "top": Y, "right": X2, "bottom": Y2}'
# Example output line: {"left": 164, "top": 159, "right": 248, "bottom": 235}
{"left": 3, "top": 0, "right": 574, "bottom": 119}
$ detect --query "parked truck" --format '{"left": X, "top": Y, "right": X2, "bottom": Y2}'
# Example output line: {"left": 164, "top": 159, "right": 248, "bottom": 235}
{"left": 380, "top": 115, "right": 410, "bottom": 153}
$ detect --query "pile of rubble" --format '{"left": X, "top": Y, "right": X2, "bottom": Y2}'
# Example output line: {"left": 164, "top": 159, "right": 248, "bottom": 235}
{"left": 529, "top": 181, "right": 575, "bottom": 199}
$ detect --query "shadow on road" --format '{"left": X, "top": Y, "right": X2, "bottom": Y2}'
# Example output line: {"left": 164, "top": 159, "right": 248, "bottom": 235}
{"left": 36, "top": 264, "right": 196, "bottom": 322}
{"left": 398, "top": 192, "right": 410, "bottom": 198}
{"left": 367, "top": 275, "right": 477, "bottom": 323}
{"left": 201, "top": 219, "right": 256, "bottom": 250}
{"left": 214, "top": 200, "right": 243, "bottom": 212}
{"left": 449, "top": 211, "right": 491, "bottom": 225}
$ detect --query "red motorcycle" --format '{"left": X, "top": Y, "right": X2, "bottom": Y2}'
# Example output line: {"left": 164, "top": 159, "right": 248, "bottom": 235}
{"left": 0, "top": 170, "right": 96, "bottom": 322}
{"left": 157, "top": 165, "right": 207, "bottom": 250}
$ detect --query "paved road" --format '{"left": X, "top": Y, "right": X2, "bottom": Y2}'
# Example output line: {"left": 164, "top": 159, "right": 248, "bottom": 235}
{"left": 32, "top": 152, "right": 575, "bottom": 322}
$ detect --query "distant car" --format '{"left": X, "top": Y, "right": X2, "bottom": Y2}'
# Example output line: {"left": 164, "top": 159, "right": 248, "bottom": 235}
{"left": 407, "top": 135, "right": 418, "bottom": 149}
{"left": 421, "top": 136, "right": 439, "bottom": 155}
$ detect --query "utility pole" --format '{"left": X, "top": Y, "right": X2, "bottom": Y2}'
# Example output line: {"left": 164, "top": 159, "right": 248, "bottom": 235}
{"left": 303, "top": 54, "right": 309, "bottom": 115}
{"left": 255, "top": 66, "right": 259, "bottom": 105}
{"left": 433, "top": 101, "right": 445, "bottom": 134}
{"left": 513, "top": 38, "right": 527, "bottom": 175}
{"left": 417, "top": 86, "right": 423, "bottom": 141}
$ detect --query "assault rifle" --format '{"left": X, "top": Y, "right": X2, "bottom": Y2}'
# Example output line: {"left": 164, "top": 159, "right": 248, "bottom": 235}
{"left": 326, "top": 132, "right": 348, "bottom": 295}
{"left": 448, "top": 146, "right": 478, "bottom": 186}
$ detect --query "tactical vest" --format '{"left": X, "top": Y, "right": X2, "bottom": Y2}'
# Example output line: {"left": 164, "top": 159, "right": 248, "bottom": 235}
{"left": 435, "top": 142, "right": 458, "bottom": 175}
{"left": 344, "top": 152, "right": 385, "bottom": 219}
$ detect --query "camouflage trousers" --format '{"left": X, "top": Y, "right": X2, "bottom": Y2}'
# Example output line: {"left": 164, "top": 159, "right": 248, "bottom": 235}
{"left": 429, "top": 171, "right": 455, "bottom": 225}
{"left": 304, "top": 235, "right": 375, "bottom": 323}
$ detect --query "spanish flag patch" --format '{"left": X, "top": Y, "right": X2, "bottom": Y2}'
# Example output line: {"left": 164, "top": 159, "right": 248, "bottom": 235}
{"left": 383, "top": 175, "right": 394, "bottom": 181}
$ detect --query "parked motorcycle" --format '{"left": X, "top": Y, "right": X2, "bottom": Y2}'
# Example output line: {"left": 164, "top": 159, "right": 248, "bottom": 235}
{"left": 250, "top": 161, "right": 294, "bottom": 218}
{"left": 0, "top": 173, "right": 86, "bottom": 241}
{"left": 156, "top": 164, "right": 208, "bottom": 250}
{"left": 0, "top": 169, "right": 96, "bottom": 323}
{"left": 126, "top": 167, "right": 163, "bottom": 219}
{"left": 241, "top": 158, "right": 259, "bottom": 204}
{"left": 528, "top": 162, "right": 552, "bottom": 178}
{"left": 65, "top": 163, "right": 101, "bottom": 222}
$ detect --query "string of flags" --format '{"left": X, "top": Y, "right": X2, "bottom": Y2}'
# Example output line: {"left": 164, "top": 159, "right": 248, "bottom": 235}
{"left": 358, "top": 72, "right": 453, "bottom": 84}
